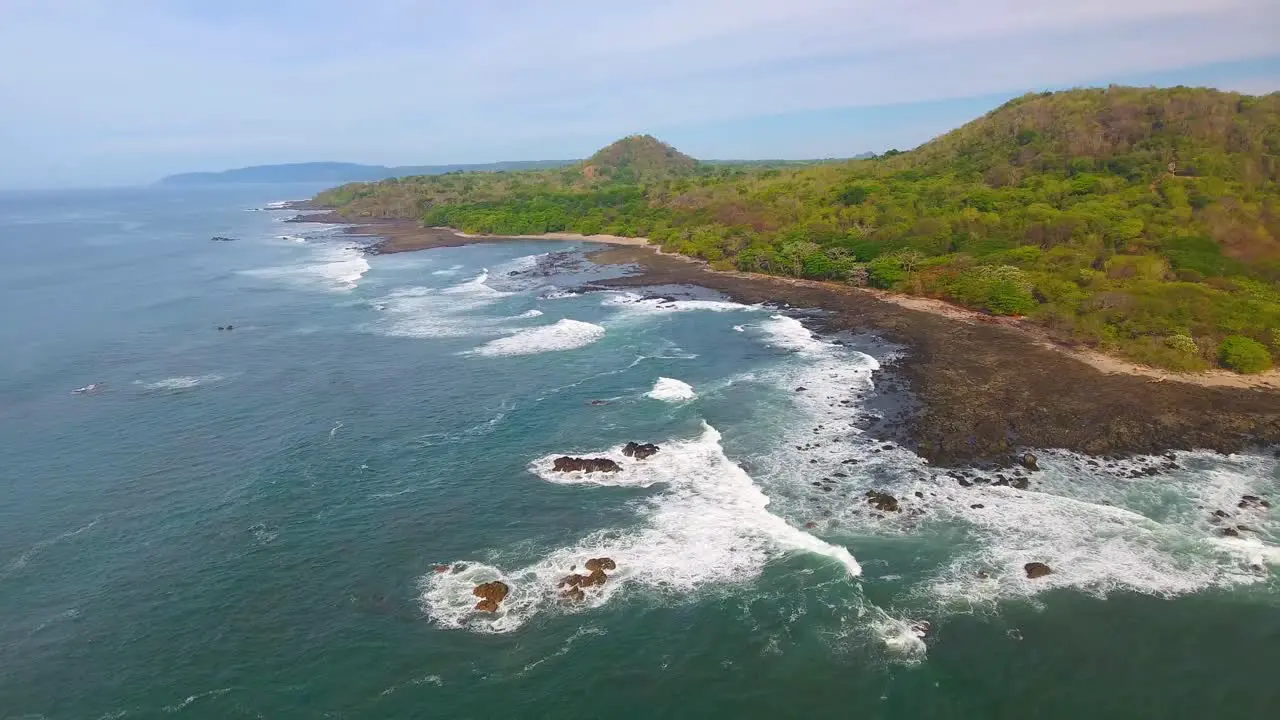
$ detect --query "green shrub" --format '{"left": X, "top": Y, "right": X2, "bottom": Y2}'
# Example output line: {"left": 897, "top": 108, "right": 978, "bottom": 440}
{"left": 1218, "top": 335, "right": 1273, "bottom": 374}
{"left": 867, "top": 255, "right": 907, "bottom": 288}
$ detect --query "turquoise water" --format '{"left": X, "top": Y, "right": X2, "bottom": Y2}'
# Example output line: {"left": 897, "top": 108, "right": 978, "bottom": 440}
{"left": 1, "top": 186, "right": 1278, "bottom": 718}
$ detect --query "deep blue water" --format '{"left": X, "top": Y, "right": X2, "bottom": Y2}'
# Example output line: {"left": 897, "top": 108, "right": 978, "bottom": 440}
{"left": 1, "top": 185, "right": 1277, "bottom": 718}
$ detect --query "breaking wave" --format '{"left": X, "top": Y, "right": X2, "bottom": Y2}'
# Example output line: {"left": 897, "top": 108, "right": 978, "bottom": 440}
{"left": 135, "top": 374, "right": 224, "bottom": 391}
{"left": 420, "top": 423, "right": 860, "bottom": 633}
{"left": 646, "top": 377, "right": 696, "bottom": 402}
{"left": 471, "top": 319, "right": 605, "bottom": 357}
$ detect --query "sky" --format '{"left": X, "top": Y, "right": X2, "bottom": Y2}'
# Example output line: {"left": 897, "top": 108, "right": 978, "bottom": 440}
{"left": 1, "top": 0, "right": 1278, "bottom": 188}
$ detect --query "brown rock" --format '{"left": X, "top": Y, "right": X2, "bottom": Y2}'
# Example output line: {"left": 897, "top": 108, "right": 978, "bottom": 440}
{"left": 433, "top": 564, "right": 451, "bottom": 574}
{"left": 552, "top": 456, "right": 621, "bottom": 473}
{"left": 584, "top": 557, "right": 617, "bottom": 572}
{"left": 1019, "top": 453, "right": 1039, "bottom": 471}
{"left": 622, "top": 442, "right": 660, "bottom": 460}
{"left": 559, "top": 574, "right": 586, "bottom": 588}
{"left": 804, "top": 521, "right": 818, "bottom": 529}
{"left": 1024, "top": 562, "right": 1052, "bottom": 579}
{"left": 472, "top": 581, "right": 510, "bottom": 611}
{"left": 578, "top": 568, "right": 608, "bottom": 587}
{"left": 560, "top": 586, "right": 585, "bottom": 603}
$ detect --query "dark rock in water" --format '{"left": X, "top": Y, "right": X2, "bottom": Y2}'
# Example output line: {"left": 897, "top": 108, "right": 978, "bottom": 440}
{"left": 226, "top": 325, "right": 234, "bottom": 330}
{"left": 1024, "top": 562, "right": 1052, "bottom": 579}
{"left": 432, "top": 564, "right": 451, "bottom": 574}
{"left": 585, "top": 557, "right": 616, "bottom": 572}
{"left": 216, "top": 326, "right": 225, "bottom": 331}
{"left": 210, "top": 236, "right": 236, "bottom": 242}
{"left": 914, "top": 491, "right": 924, "bottom": 499}
{"left": 472, "top": 581, "right": 510, "bottom": 612}
{"left": 1220, "top": 527, "right": 1241, "bottom": 538}
{"left": 957, "top": 477, "right": 973, "bottom": 488}
{"left": 970, "top": 504, "right": 985, "bottom": 509}
{"left": 1238, "top": 494, "right": 1270, "bottom": 510}
{"left": 589, "top": 400, "right": 608, "bottom": 406}
{"left": 976, "top": 570, "right": 990, "bottom": 579}
{"left": 795, "top": 387, "right": 807, "bottom": 392}
{"left": 804, "top": 521, "right": 818, "bottom": 529}
{"left": 865, "top": 490, "right": 900, "bottom": 512}
{"left": 1213, "top": 509, "right": 1230, "bottom": 518}
{"left": 1019, "top": 453, "right": 1039, "bottom": 471}
{"left": 552, "top": 456, "right": 621, "bottom": 473}
{"left": 560, "top": 586, "right": 585, "bottom": 603}
{"left": 842, "top": 458, "right": 859, "bottom": 465}
{"left": 622, "top": 442, "right": 660, "bottom": 460}
{"left": 1011, "top": 476, "right": 1030, "bottom": 490}
{"left": 911, "top": 620, "right": 932, "bottom": 637}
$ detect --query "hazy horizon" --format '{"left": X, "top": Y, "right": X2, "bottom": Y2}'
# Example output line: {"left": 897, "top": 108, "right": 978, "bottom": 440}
{"left": 2, "top": 0, "right": 1279, "bottom": 189}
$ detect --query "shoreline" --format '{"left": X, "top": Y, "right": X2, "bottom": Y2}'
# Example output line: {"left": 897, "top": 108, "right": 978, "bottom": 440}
{"left": 297, "top": 212, "right": 1278, "bottom": 391}
{"left": 294, "top": 212, "right": 1280, "bottom": 463}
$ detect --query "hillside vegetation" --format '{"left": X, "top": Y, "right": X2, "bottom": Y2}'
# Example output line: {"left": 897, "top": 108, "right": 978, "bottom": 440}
{"left": 314, "top": 86, "right": 1280, "bottom": 373}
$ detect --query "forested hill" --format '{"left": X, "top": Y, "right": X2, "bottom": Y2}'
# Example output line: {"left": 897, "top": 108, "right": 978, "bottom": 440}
{"left": 314, "top": 86, "right": 1280, "bottom": 374}
{"left": 157, "top": 159, "right": 573, "bottom": 185}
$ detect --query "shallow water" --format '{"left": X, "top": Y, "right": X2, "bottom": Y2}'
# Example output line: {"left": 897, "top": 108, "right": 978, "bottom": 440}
{"left": 1, "top": 186, "right": 1277, "bottom": 718}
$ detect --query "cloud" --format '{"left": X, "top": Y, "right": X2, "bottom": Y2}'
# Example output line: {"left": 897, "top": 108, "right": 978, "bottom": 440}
{"left": 0, "top": 0, "right": 1276, "bottom": 185}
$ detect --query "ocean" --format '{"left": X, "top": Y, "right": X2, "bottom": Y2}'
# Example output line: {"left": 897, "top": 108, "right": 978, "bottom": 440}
{"left": 1, "top": 185, "right": 1277, "bottom": 718}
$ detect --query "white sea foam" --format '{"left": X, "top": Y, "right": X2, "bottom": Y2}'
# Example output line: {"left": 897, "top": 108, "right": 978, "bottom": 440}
{"left": 602, "top": 291, "right": 758, "bottom": 316}
{"left": 420, "top": 423, "right": 860, "bottom": 633}
{"left": 375, "top": 272, "right": 512, "bottom": 338}
{"left": 514, "top": 309, "right": 544, "bottom": 319}
{"left": 244, "top": 245, "right": 369, "bottom": 292}
{"left": 135, "top": 374, "right": 224, "bottom": 391}
{"left": 471, "top": 319, "right": 605, "bottom": 357}
{"left": 758, "top": 314, "right": 832, "bottom": 353}
{"left": 733, "top": 325, "right": 746, "bottom": 332}
{"left": 277, "top": 234, "right": 307, "bottom": 243}
{"left": 917, "top": 452, "right": 1279, "bottom": 605}
{"left": 646, "top": 377, "right": 696, "bottom": 402}
{"left": 745, "top": 313, "right": 1280, "bottom": 609}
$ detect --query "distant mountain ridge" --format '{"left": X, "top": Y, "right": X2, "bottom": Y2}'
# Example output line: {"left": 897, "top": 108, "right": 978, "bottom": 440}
{"left": 157, "top": 159, "right": 575, "bottom": 185}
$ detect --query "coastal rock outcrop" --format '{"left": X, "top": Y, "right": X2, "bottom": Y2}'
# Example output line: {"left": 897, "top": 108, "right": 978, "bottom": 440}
{"left": 552, "top": 456, "right": 621, "bottom": 473}
{"left": 210, "top": 236, "right": 237, "bottom": 242}
{"left": 1024, "top": 562, "right": 1052, "bottom": 579}
{"left": 1019, "top": 453, "right": 1039, "bottom": 471}
{"left": 472, "top": 580, "right": 510, "bottom": 612}
{"left": 865, "top": 490, "right": 900, "bottom": 512}
{"left": 622, "top": 442, "right": 660, "bottom": 460}
{"left": 559, "top": 557, "right": 617, "bottom": 600}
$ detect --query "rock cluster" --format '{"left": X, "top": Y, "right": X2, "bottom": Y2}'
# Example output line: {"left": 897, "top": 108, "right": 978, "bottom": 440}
{"left": 865, "top": 490, "right": 900, "bottom": 512}
{"left": 622, "top": 442, "right": 660, "bottom": 460}
{"left": 559, "top": 557, "right": 617, "bottom": 602}
{"left": 552, "top": 456, "right": 621, "bottom": 473}
{"left": 472, "top": 581, "right": 510, "bottom": 613}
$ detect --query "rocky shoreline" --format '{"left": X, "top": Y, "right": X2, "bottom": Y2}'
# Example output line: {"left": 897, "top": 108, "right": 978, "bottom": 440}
{"left": 287, "top": 209, "right": 1280, "bottom": 465}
